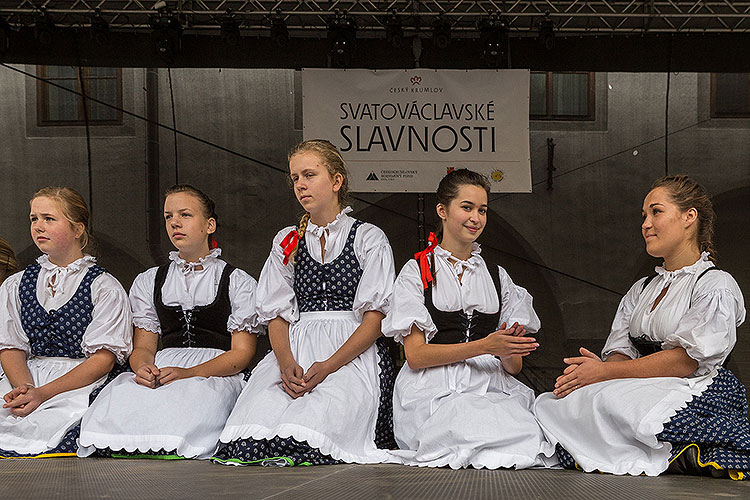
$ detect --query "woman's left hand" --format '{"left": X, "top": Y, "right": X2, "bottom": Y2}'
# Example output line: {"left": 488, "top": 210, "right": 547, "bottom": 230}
{"left": 2, "top": 386, "right": 48, "bottom": 417}
{"left": 301, "top": 361, "right": 333, "bottom": 394}
{"left": 156, "top": 366, "right": 193, "bottom": 385}
{"left": 553, "top": 347, "right": 607, "bottom": 398}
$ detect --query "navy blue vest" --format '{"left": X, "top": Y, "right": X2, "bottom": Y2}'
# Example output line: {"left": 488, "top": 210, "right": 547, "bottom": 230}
{"left": 294, "top": 220, "right": 364, "bottom": 312}
{"left": 19, "top": 263, "right": 105, "bottom": 358}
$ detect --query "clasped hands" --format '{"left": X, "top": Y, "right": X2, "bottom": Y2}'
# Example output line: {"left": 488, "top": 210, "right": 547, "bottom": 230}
{"left": 135, "top": 364, "right": 191, "bottom": 388}
{"left": 280, "top": 360, "right": 331, "bottom": 399}
{"left": 2, "top": 384, "right": 47, "bottom": 417}
{"left": 481, "top": 321, "right": 538, "bottom": 358}
{"left": 553, "top": 347, "right": 607, "bottom": 398}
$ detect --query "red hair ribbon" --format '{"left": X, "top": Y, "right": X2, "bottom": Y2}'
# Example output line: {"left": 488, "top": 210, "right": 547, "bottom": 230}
{"left": 280, "top": 230, "right": 300, "bottom": 265}
{"left": 209, "top": 237, "right": 219, "bottom": 250}
{"left": 413, "top": 232, "right": 438, "bottom": 289}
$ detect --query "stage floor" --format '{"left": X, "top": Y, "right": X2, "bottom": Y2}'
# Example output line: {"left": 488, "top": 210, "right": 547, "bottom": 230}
{"left": 0, "top": 459, "right": 747, "bottom": 499}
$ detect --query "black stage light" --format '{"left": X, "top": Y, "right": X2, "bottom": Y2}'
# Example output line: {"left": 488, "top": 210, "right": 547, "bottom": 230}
{"left": 34, "top": 8, "right": 55, "bottom": 46}
{"left": 432, "top": 16, "right": 451, "bottom": 49}
{"left": 0, "top": 17, "right": 10, "bottom": 56}
{"left": 480, "top": 15, "right": 508, "bottom": 65}
{"left": 220, "top": 11, "right": 240, "bottom": 46}
{"left": 539, "top": 12, "right": 554, "bottom": 50}
{"left": 270, "top": 14, "right": 289, "bottom": 48}
{"left": 90, "top": 10, "right": 110, "bottom": 46}
{"left": 150, "top": 5, "right": 182, "bottom": 63}
{"left": 385, "top": 13, "right": 403, "bottom": 49}
{"left": 328, "top": 13, "right": 356, "bottom": 68}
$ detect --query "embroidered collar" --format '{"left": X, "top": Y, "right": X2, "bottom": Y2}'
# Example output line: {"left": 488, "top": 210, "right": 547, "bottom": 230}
{"left": 37, "top": 254, "right": 96, "bottom": 298}
{"left": 655, "top": 251, "right": 711, "bottom": 281}
{"left": 306, "top": 206, "right": 353, "bottom": 239}
{"left": 170, "top": 248, "right": 222, "bottom": 273}
{"left": 434, "top": 243, "right": 482, "bottom": 276}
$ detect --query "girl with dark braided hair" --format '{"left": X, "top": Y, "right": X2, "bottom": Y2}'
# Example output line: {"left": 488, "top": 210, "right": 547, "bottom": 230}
{"left": 215, "top": 140, "right": 398, "bottom": 466}
{"left": 535, "top": 175, "right": 749, "bottom": 479}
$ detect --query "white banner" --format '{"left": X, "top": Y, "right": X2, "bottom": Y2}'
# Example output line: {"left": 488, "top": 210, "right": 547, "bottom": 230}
{"left": 302, "top": 69, "right": 531, "bottom": 193}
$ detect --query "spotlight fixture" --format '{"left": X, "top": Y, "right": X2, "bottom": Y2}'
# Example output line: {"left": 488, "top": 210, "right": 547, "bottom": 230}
{"left": 34, "top": 8, "right": 55, "bottom": 46}
{"left": 0, "top": 17, "right": 10, "bottom": 56}
{"left": 328, "top": 12, "right": 356, "bottom": 68}
{"left": 479, "top": 15, "right": 508, "bottom": 65}
{"left": 220, "top": 11, "right": 240, "bottom": 46}
{"left": 432, "top": 16, "right": 451, "bottom": 49}
{"left": 270, "top": 13, "right": 289, "bottom": 48}
{"left": 538, "top": 12, "right": 554, "bottom": 51}
{"left": 385, "top": 12, "right": 403, "bottom": 49}
{"left": 150, "top": 4, "right": 182, "bottom": 63}
{"left": 90, "top": 9, "right": 110, "bottom": 46}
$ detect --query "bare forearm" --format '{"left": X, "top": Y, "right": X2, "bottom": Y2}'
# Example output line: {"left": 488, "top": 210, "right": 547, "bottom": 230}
{"left": 603, "top": 348, "right": 698, "bottom": 380}
{"left": 500, "top": 355, "right": 522, "bottom": 375}
{"left": 0, "top": 349, "right": 34, "bottom": 387}
{"left": 39, "top": 349, "right": 115, "bottom": 401}
{"left": 129, "top": 346, "right": 156, "bottom": 371}
{"left": 268, "top": 317, "right": 296, "bottom": 368}
{"left": 404, "top": 327, "right": 488, "bottom": 370}
{"left": 326, "top": 311, "right": 384, "bottom": 372}
{"left": 604, "top": 353, "right": 632, "bottom": 363}
{"left": 190, "top": 333, "right": 256, "bottom": 378}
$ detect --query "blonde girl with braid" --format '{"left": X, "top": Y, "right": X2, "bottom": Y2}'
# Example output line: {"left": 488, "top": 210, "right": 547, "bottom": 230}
{"left": 0, "top": 239, "right": 18, "bottom": 285}
{"left": 216, "top": 139, "right": 399, "bottom": 466}
{"left": 535, "top": 175, "right": 748, "bottom": 478}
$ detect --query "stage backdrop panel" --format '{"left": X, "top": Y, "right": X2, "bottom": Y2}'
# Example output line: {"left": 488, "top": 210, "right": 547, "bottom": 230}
{"left": 302, "top": 69, "right": 531, "bottom": 193}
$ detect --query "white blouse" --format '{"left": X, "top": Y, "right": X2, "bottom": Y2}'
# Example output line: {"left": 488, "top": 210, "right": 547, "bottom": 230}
{"left": 256, "top": 207, "right": 395, "bottom": 324}
{"left": 0, "top": 255, "right": 133, "bottom": 364}
{"left": 602, "top": 252, "right": 746, "bottom": 376}
{"left": 383, "top": 243, "right": 541, "bottom": 343}
{"left": 129, "top": 248, "right": 260, "bottom": 336}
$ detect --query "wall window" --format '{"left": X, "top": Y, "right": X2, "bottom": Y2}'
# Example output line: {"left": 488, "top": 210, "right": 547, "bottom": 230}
{"left": 530, "top": 72, "right": 595, "bottom": 121}
{"left": 37, "top": 66, "right": 122, "bottom": 126}
{"left": 711, "top": 73, "right": 750, "bottom": 118}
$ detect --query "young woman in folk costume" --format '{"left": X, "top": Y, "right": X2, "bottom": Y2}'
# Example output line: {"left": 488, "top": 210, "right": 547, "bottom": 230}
{"left": 78, "top": 185, "right": 259, "bottom": 459}
{"left": 0, "top": 187, "right": 132, "bottom": 458}
{"left": 382, "top": 169, "right": 557, "bottom": 469}
{"left": 534, "top": 175, "right": 748, "bottom": 479}
{"left": 215, "top": 139, "right": 397, "bottom": 466}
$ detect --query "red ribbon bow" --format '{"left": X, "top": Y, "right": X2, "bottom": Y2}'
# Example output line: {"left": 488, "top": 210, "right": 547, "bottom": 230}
{"left": 413, "top": 232, "right": 438, "bottom": 289}
{"left": 280, "top": 230, "right": 300, "bottom": 265}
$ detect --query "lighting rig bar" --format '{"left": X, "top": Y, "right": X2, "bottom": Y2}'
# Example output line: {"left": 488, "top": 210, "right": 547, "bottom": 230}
{"left": 2, "top": 1, "right": 750, "bottom": 34}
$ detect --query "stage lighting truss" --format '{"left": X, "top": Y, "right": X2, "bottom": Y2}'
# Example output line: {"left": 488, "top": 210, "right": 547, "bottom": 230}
{"left": 328, "top": 12, "right": 356, "bottom": 67}
{"left": 480, "top": 15, "right": 509, "bottom": 65}
{"left": 3, "top": 1, "right": 750, "bottom": 36}
{"left": 149, "top": 5, "right": 182, "bottom": 62}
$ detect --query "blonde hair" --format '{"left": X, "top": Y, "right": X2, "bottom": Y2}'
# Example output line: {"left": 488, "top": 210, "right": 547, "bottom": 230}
{"left": 287, "top": 139, "right": 352, "bottom": 264}
{"left": 0, "top": 238, "right": 18, "bottom": 276}
{"left": 31, "top": 187, "right": 93, "bottom": 254}
{"left": 650, "top": 175, "right": 716, "bottom": 263}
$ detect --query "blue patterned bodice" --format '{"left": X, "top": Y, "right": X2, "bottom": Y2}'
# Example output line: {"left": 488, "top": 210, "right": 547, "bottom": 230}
{"left": 19, "top": 263, "right": 104, "bottom": 358}
{"left": 294, "top": 220, "right": 364, "bottom": 312}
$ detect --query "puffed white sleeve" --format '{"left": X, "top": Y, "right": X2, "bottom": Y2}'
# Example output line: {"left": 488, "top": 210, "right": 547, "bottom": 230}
{"left": 601, "top": 278, "right": 645, "bottom": 361}
{"left": 81, "top": 273, "right": 134, "bottom": 365}
{"left": 256, "top": 227, "right": 298, "bottom": 325}
{"left": 129, "top": 268, "right": 161, "bottom": 334}
{"left": 662, "top": 271, "right": 746, "bottom": 376}
{"left": 352, "top": 224, "right": 396, "bottom": 322}
{"left": 227, "top": 268, "right": 262, "bottom": 334}
{"left": 496, "top": 266, "right": 541, "bottom": 334}
{"left": 382, "top": 260, "right": 437, "bottom": 344}
{"left": 0, "top": 272, "right": 30, "bottom": 356}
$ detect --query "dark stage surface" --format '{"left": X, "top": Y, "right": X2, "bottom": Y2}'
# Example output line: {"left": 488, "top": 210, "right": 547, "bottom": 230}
{"left": 0, "top": 459, "right": 747, "bottom": 499}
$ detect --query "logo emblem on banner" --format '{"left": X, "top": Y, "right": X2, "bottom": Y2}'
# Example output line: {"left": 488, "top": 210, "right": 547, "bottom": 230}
{"left": 411, "top": 75, "right": 421, "bottom": 86}
{"left": 366, "top": 171, "right": 380, "bottom": 181}
{"left": 491, "top": 170, "right": 504, "bottom": 182}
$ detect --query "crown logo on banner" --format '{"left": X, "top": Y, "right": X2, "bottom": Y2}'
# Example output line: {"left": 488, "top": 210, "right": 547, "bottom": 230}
{"left": 410, "top": 75, "right": 422, "bottom": 85}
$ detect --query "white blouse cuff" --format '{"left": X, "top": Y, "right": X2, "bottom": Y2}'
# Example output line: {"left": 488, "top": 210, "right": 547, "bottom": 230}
{"left": 227, "top": 318, "right": 261, "bottom": 335}
{"left": 602, "top": 347, "right": 638, "bottom": 361}
{"left": 82, "top": 343, "right": 130, "bottom": 365}
{"left": 133, "top": 318, "right": 161, "bottom": 334}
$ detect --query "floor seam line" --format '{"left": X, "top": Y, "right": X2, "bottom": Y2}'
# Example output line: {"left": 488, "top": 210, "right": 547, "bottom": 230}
{"left": 257, "top": 464, "right": 358, "bottom": 500}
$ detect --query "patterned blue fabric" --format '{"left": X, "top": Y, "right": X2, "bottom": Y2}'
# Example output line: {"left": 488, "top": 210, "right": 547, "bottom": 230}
{"left": 19, "top": 263, "right": 105, "bottom": 358}
{"left": 213, "top": 436, "right": 342, "bottom": 466}
{"left": 294, "top": 220, "right": 363, "bottom": 313}
{"left": 0, "top": 425, "right": 79, "bottom": 457}
{"left": 658, "top": 368, "right": 750, "bottom": 475}
{"left": 374, "top": 337, "right": 396, "bottom": 450}
{"left": 555, "top": 368, "right": 750, "bottom": 476}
